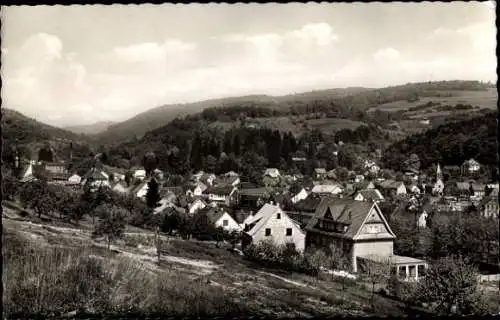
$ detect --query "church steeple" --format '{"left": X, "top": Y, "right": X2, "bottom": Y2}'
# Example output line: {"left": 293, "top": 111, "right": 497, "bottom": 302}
{"left": 436, "top": 163, "right": 442, "bottom": 181}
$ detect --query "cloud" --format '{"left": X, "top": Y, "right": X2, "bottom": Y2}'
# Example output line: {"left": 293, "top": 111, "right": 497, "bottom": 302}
{"left": 373, "top": 47, "right": 401, "bottom": 62}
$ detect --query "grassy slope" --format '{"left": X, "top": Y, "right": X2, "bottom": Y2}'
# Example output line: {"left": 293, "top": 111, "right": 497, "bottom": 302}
{"left": 2, "top": 203, "right": 438, "bottom": 318}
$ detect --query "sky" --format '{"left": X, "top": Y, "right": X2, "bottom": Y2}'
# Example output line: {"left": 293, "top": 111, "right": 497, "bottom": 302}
{"left": 1, "top": 2, "right": 497, "bottom": 127}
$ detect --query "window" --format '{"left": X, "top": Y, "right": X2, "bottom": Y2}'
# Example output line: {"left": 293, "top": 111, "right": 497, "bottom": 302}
{"left": 277, "top": 213, "right": 281, "bottom": 219}
{"left": 223, "top": 219, "right": 228, "bottom": 226}
{"left": 265, "top": 228, "right": 271, "bottom": 236}
{"left": 286, "top": 228, "right": 292, "bottom": 236}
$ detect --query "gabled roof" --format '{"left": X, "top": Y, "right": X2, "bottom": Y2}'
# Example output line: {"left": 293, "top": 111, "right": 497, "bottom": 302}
{"left": 456, "top": 182, "right": 471, "bottom": 190}
{"left": 205, "top": 208, "right": 228, "bottom": 225}
{"left": 83, "top": 168, "right": 109, "bottom": 181}
{"left": 131, "top": 179, "right": 150, "bottom": 195}
{"left": 311, "top": 184, "right": 343, "bottom": 194}
{"left": 463, "top": 159, "right": 480, "bottom": 166}
{"left": 205, "top": 185, "right": 235, "bottom": 196}
{"left": 377, "top": 179, "right": 404, "bottom": 189}
{"left": 315, "top": 168, "right": 327, "bottom": 174}
{"left": 289, "top": 184, "right": 306, "bottom": 195}
{"left": 112, "top": 180, "right": 128, "bottom": 189}
{"left": 239, "top": 187, "right": 269, "bottom": 197}
{"left": 471, "top": 183, "right": 486, "bottom": 191}
{"left": 356, "top": 189, "right": 384, "bottom": 201}
{"left": 245, "top": 204, "right": 296, "bottom": 237}
{"left": 306, "top": 198, "right": 395, "bottom": 240}
{"left": 294, "top": 194, "right": 323, "bottom": 212}
{"left": 189, "top": 181, "right": 207, "bottom": 192}
{"left": 264, "top": 168, "right": 280, "bottom": 178}
{"left": 224, "top": 171, "right": 239, "bottom": 177}
{"left": 215, "top": 175, "right": 240, "bottom": 186}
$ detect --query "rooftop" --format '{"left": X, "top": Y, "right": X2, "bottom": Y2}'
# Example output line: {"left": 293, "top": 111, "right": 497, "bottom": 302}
{"left": 358, "top": 254, "right": 427, "bottom": 265}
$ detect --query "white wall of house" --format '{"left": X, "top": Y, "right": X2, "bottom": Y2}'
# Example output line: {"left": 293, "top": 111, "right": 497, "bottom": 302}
{"left": 291, "top": 189, "right": 308, "bottom": 204}
{"left": 68, "top": 174, "right": 81, "bottom": 184}
{"left": 215, "top": 212, "right": 242, "bottom": 232}
{"left": 134, "top": 169, "right": 146, "bottom": 180}
{"left": 189, "top": 200, "right": 206, "bottom": 214}
{"left": 352, "top": 240, "right": 394, "bottom": 272}
{"left": 136, "top": 184, "right": 149, "bottom": 198}
{"left": 250, "top": 211, "right": 306, "bottom": 252}
{"left": 193, "top": 186, "right": 204, "bottom": 197}
{"left": 23, "top": 164, "right": 33, "bottom": 178}
{"left": 396, "top": 184, "right": 407, "bottom": 195}
{"left": 417, "top": 211, "right": 428, "bottom": 228}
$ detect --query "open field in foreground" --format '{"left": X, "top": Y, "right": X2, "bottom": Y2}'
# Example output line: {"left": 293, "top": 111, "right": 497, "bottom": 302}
{"left": 2, "top": 206, "right": 438, "bottom": 318}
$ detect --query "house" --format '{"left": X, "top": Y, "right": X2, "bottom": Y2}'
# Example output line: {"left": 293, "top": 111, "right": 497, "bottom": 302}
{"left": 354, "top": 175, "right": 365, "bottom": 183}
{"left": 200, "top": 173, "right": 216, "bottom": 186}
{"left": 191, "top": 170, "right": 205, "bottom": 182}
{"left": 356, "top": 181, "right": 375, "bottom": 191}
{"left": 242, "top": 203, "right": 306, "bottom": 252}
{"left": 408, "top": 184, "right": 421, "bottom": 194}
{"left": 154, "top": 197, "right": 178, "bottom": 215}
{"left": 82, "top": 168, "right": 110, "bottom": 189}
{"left": 263, "top": 168, "right": 281, "bottom": 186}
{"left": 354, "top": 189, "right": 384, "bottom": 203}
{"left": 18, "top": 162, "right": 34, "bottom": 180}
{"left": 455, "top": 182, "right": 471, "bottom": 198}
{"left": 239, "top": 187, "right": 271, "bottom": 208}
{"left": 188, "top": 198, "right": 207, "bottom": 215}
{"left": 305, "top": 197, "right": 396, "bottom": 273}
{"left": 311, "top": 184, "right": 343, "bottom": 196}
{"left": 224, "top": 171, "right": 239, "bottom": 178}
{"left": 133, "top": 169, "right": 147, "bottom": 181}
{"left": 205, "top": 208, "right": 241, "bottom": 232}
{"left": 461, "top": 159, "right": 481, "bottom": 175}
{"left": 153, "top": 169, "right": 164, "bottom": 180}
{"left": 42, "top": 162, "right": 71, "bottom": 181}
{"left": 264, "top": 168, "right": 280, "bottom": 179}
{"left": 204, "top": 185, "right": 237, "bottom": 205}
{"left": 111, "top": 181, "right": 128, "bottom": 194}
{"left": 293, "top": 194, "right": 323, "bottom": 213}
{"left": 417, "top": 203, "right": 433, "bottom": 229}
{"left": 186, "top": 181, "right": 208, "bottom": 197}
{"left": 376, "top": 180, "right": 407, "bottom": 197}
{"left": 479, "top": 194, "right": 499, "bottom": 219}
{"left": 314, "top": 168, "right": 327, "bottom": 180}
{"left": 131, "top": 180, "right": 150, "bottom": 199}
{"left": 68, "top": 174, "right": 82, "bottom": 185}
{"left": 215, "top": 175, "right": 240, "bottom": 187}
{"left": 326, "top": 170, "right": 337, "bottom": 180}
{"left": 290, "top": 187, "right": 309, "bottom": 204}
{"left": 471, "top": 183, "right": 486, "bottom": 199}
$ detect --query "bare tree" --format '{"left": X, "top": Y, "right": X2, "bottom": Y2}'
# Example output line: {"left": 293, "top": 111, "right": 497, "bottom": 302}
{"left": 360, "top": 256, "right": 393, "bottom": 313}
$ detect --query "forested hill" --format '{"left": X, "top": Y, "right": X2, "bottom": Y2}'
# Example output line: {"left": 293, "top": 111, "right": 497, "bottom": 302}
{"left": 382, "top": 110, "right": 498, "bottom": 175}
{"left": 94, "top": 80, "right": 494, "bottom": 144}
{"left": 1, "top": 108, "right": 94, "bottom": 165}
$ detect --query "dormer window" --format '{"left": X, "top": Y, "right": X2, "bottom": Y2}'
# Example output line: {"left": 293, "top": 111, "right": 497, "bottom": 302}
{"left": 277, "top": 213, "right": 281, "bottom": 219}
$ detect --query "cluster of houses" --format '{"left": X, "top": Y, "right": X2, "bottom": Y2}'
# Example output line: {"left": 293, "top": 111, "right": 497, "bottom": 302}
{"left": 13, "top": 153, "right": 498, "bottom": 280}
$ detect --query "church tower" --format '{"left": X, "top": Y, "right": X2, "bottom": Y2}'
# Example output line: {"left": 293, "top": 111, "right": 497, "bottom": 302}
{"left": 433, "top": 163, "right": 444, "bottom": 195}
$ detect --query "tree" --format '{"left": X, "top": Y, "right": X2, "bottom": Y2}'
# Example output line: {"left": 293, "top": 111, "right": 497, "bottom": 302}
{"left": 143, "top": 152, "right": 158, "bottom": 177}
{"left": 415, "top": 256, "right": 486, "bottom": 315}
{"left": 328, "top": 244, "right": 351, "bottom": 299}
{"left": 360, "top": 257, "right": 393, "bottom": 313}
{"left": 92, "top": 204, "right": 129, "bottom": 250}
{"left": 146, "top": 178, "right": 161, "bottom": 209}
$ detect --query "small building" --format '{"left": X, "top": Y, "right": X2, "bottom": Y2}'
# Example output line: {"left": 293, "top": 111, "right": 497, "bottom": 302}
{"left": 188, "top": 198, "right": 207, "bottom": 215}
{"left": 354, "top": 189, "right": 384, "bottom": 203}
{"left": 461, "top": 159, "right": 481, "bottom": 175}
{"left": 311, "top": 184, "right": 343, "bottom": 196}
{"left": 204, "top": 185, "right": 237, "bottom": 205}
{"left": 357, "top": 254, "right": 428, "bottom": 282}
{"left": 264, "top": 168, "right": 281, "bottom": 179}
{"left": 133, "top": 169, "right": 147, "bottom": 181}
{"left": 206, "top": 208, "right": 241, "bottom": 232}
{"left": 82, "top": 168, "right": 110, "bottom": 189}
{"left": 479, "top": 195, "right": 499, "bottom": 219}
{"left": 186, "top": 181, "right": 208, "bottom": 197}
{"left": 224, "top": 171, "right": 239, "bottom": 178}
{"left": 239, "top": 187, "right": 271, "bottom": 208}
{"left": 200, "top": 173, "right": 216, "bottom": 186}
{"left": 290, "top": 187, "right": 309, "bottom": 204}
{"left": 111, "top": 181, "right": 129, "bottom": 194}
{"left": 68, "top": 173, "right": 82, "bottom": 185}
{"left": 377, "top": 180, "right": 407, "bottom": 197}
{"left": 131, "top": 180, "right": 149, "bottom": 199}
{"left": 215, "top": 175, "right": 240, "bottom": 187}
{"left": 314, "top": 168, "right": 327, "bottom": 180}
{"left": 242, "top": 203, "right": 306, "bottom": 252}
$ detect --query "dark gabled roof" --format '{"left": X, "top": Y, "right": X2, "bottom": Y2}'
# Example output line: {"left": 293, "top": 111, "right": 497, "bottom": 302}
{"left": 357, "top": 189, "right": 384, "bottom": 201}
{"left": 164, "top": 186, "right": 184, "bottom": 196}
{"left": 293, "top": 194, "right": 323, "bottom": 212}
{"left": 305, "top": 197, "right": 382, "bottom": 240}
{"left": 215, "top": 175, "right": 239, "bottom": 186}
{"left": 205, "top": 208, "right": 227, "bottom": 225}
{"left": 205, "top": 185, "right": 235, "bottom": 196}
{"left": 239, "top": 187, "right": 269, "bottom": 197}
{"left": 289, "top": 184, "right": 305, "bottom": 195}
{"left": 377, "top": 179, "right": 404, "bottom": 190}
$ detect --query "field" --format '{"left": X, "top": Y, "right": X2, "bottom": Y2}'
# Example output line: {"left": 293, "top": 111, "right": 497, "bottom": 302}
{"left": 368, "top": 89, "right": 498, "bottom": 113}
{"left": 2, "top": 203, "right": 436, "bottom": 318}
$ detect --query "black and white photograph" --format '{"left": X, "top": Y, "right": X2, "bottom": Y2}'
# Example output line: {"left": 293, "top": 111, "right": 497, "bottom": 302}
{"left": 1, "top": 2, "right": 499, "bottom": 318}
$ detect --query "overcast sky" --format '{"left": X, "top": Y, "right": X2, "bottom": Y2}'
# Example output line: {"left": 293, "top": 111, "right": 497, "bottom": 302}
{"left": 1, "top": 2, "right": 496, "bottom": 127}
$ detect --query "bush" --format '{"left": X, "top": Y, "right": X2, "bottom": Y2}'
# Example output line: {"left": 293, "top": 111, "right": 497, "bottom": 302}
{"left": 387, "top": 276, "right": 417, "bottom": 303}
{"left": 243, "top": 240, "right": 317, "bottom": 275}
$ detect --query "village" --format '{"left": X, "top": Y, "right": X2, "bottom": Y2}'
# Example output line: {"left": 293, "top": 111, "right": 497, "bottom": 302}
{"left": 11, "top": 145, "right": 500, "bottom": 285}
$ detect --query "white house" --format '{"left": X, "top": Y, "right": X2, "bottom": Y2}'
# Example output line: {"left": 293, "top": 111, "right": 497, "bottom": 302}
{"left": 408, "top": 184, "right": 421, "bottom": 194}
{"left": 242, "top": 203, "right": 306, "bottom": 252}
{"left": 68, "top": 173, "right": 81, "bottom": 185}
{"left": 204, "top": 185, "right": 237, "bottom": 205}
{"left": 82, "top": 169, "right": 110, "bottom": 189}
{"left": 354, "top": 175, "right": 365, "bottom": 183}
{"left": 154, "top": 197, "right": 177, "bottom": 214}
{"left": 188, "top": 198, "right": 207, "bottom": 215}
{"left": 206, "top": 208, "right": 241, "bottom": 232}
{"left": 133, "top": 169, "right": 147, "bottom": 181}
{"left": 291, "top": 188, "right": 309, "bottom": 204}
{"left": 186, "top": 181, "right": 207, "bottom": 197}
{"left": 264, "top": 168, "right": 281, "bottom": 179}
{"left": 200, "top": 173, "right": 216, "bottom": 186}
{"left": 111, "top": 181, "right": 128, "bottom": 194}
{"left": 311, "top": 184, "right": 343, "bottom": 195}
{"left": 461, "top": 159, "right": 481, "bottom": 174}
{"left": 224, "top": 171, "right": 239, "bottom": 177}
{"left": 354, "top": 189, "right": 384, "bottom": 203}
{"left": 133, "top": 180, "right": 149, "bottom": 199}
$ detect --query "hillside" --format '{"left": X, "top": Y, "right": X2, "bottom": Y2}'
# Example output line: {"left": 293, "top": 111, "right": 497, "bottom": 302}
{"left": 382, "top": 110, "right": 498, "bottom": 176}
{"left": 1, "top": 108, "right": 94, "bottom": 162}
{"left": 94, "top": 80, "right": 495, "bottom": 144}
{"left": 64, "top": 121, "right": 116, "bottom": 135}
